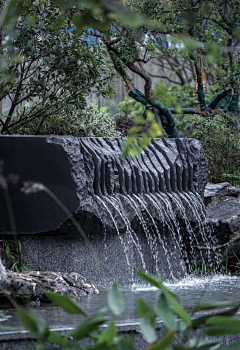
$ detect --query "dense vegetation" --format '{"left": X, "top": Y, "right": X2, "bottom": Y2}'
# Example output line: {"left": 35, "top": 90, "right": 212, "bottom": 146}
{"left": 1, "top": 1, "right": 240, "bottom": 348}
{"left": 0, "top": 1, "right": 115, "bottom": 134}
{"left": 115, "top": 83, "right": 240, "bottom": 184}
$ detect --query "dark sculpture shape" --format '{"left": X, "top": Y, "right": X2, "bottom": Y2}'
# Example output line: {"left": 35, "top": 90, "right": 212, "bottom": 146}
{"left": 197, "top": 88, "right": 239, "bottom": 114}
{"left": 129, "top": 87, "right": 239, "bottom": 139}
{"left": 128, "top": 89, "right": 180, "bottom": 138}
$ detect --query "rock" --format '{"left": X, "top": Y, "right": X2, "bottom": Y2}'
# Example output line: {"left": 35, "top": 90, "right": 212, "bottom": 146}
{"left": 205, "top": 182, "right": 240, "bottom": 207}
{"left": 0, "top": 136, "right": 208, "bottom": 235}
{"left": 204, "top": 182, "right": 240, "bottom": 265}
{"left": 0, "top": 248, "right": 14, "bottom": 270}
{"left": 0, "top": 136, "right": 208, "bottom": 283}
{"left": 0, "top": 268, "right": 99, "bottom": 303}
{"left": 0, "top": 258, "right": 7, "bottom": 285}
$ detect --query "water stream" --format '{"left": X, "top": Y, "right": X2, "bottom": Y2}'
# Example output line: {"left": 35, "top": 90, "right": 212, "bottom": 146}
{"left": 95, "top": 190, "right": 218, "bottom": 280}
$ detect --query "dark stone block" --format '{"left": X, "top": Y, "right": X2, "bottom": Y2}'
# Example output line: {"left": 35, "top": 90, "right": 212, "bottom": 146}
{"left": 0, "top": 136, "right": 208, "bottom": 284}
{"left": 0, "top": 136, "right": 79, "bottom": 233}
{"left": 201, "top": 182, "right": 240, "bottom": 266}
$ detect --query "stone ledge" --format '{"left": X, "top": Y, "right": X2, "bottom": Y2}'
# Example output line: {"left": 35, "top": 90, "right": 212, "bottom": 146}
{"left": 1, "top": 269, "right": 98, "bottom": 302}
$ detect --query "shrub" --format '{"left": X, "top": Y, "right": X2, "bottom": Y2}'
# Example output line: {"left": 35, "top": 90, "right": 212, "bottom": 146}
{"left": 185, "top": 111, "right": 240, "bottom": 184}
{"left": 115, "top": 115, "right": 135, "bottom": 136}
{"left": 118, "top": 97, "right": 145, "bottom": 119}
{"left": 152, "top": 82, "right": 215, "bottom": 110}
{"left": 14, "top": 102, "right": 121, "bottom": 138}
{"left": 0, "top": 1, "right": 114, "bottom": 135}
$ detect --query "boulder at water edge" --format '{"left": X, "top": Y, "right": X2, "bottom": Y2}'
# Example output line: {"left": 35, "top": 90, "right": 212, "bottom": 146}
{"left": 204, "top": 182, "right": 240, "bottom": 264}
{"left": 0, "top": 260, "right": 98, "bottom": 303}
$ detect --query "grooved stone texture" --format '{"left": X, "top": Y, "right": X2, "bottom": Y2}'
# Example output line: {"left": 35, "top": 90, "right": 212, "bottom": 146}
{"left": 0, "top": 136, "right": 208, "bottom": 285}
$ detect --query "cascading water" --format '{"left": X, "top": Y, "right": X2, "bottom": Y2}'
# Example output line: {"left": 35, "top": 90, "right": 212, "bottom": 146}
{"left": 0, "top": 135, "right": 219, "bottom": 285}
{"left": 1, "top": 135, "right": 239, "bottom": 350}
{"left": 75, "top": 137, "right": 218, "bottom": 282}
{"left": 94, "top": 191, "right": 214, "bottom": 280}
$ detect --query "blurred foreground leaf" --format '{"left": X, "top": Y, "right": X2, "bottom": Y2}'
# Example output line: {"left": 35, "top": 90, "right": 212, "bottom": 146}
{"left": 108, "top": 283, "right": 125, "bottom": 316}
{"left": 44, "top": 291, "right": 87, "bottom": 316}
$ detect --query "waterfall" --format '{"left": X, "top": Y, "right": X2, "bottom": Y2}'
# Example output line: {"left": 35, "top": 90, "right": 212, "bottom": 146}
{"left": 0, "top": 135, "right": 213, "bottom": 285}
{"left": 72, "top": 137, "right": 212, "bottom": 281}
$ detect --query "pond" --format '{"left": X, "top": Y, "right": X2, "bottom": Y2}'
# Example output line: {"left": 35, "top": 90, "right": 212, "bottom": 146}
{"left": 2, "top": 274, "right": 240, "bottom": 330}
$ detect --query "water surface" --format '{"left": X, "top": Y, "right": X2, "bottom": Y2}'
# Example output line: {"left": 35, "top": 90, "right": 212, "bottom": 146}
{"left": 2, "top": 275, "right": 240, "bottom": 330}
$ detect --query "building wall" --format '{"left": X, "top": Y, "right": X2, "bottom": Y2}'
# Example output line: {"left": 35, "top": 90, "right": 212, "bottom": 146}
{"left": 86, "top": 59, "right": 190, "bottom": 107}
{"left": 1, "top": 59, "right": 192, "bottom": 114}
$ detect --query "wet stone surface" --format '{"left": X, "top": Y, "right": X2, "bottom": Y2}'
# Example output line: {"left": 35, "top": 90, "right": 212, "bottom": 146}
{"left": 0, "top": 269, "right": 99, "bottom": 302}
{"left": 0, "top": 136, "right": 209, "bottom": 283}
{"left": 204, "top": 182, "right": 240, "bottom": 263}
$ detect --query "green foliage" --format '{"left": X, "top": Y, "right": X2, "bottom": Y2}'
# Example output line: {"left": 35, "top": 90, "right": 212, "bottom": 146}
{"left": 0, "top": 236, "right": 23, "bottom": 272}
{"left": 106, "top": 100, "right": 119, "bottom": 116}
{"left": 121, "top": 110, "right": 162, "bottom": 158}
{"left": 15, "top": 271, "right": 240, "bottom": 350}
{"left": 14, "top": 101, "right": 121, "bottom": 137}
{"left": 116, "top": 84, "right": 214, "bottom": 138}
{"left": 107, "top": 283, "right": 125, "bottom": 316}
{"left": 45, "top": 292, "right": 87, "bottom": 316}
{"left": 185, "top": 112, "right": 240, "bottom": 184}
{"left": 152, "top": 83, "right": 215, "bottom": 110}
{"left": 0, "top": 1, "right": 114, "bottom": 134}
{"left": 152, "top": 82, "right": 218, "bottom": 138}
{"left": 118, "top": 97, "right": 144, "bottom": 119}
{"left": 0, "top": 0, "right": 147, "bottom": 35}
{"left": 115, "top": 98, "right": 146, "bottom": 138}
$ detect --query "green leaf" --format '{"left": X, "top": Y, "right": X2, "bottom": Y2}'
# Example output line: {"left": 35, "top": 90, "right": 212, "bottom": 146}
{"left": 47, "top": 331, "right": 66, "bottom": 345}
{"left": 117, "top": 336, "right": 135, "bottom": 350}
{"left": 136, "top": 270, "right": 191, "bottom": 326}
{"left": 17, "top": 309, "right": 49, "bottom": 337}
{"left": 206, "top": 316, "right": 240, "bottom": 326}
{"left": 140, "top": 317, "right": 157, "bottom": 343}
{"left": 98, "top": 322, "right": 116, "bottom": 346}
{"left": 155, "top": 294, "right": 176, "bottom": 331}
{"left": 135, "top": 271, "right": 178, "bottom": 299}
{"left": 146, "top": 330, "right": 174, "bottom": 350}
{"left": 135, "top": 270, "right": 163, "bottom": 289}
{"left": 175, "top": 320, "right": 188, "bottom": 332}
{"left": 220, "top": 341, "right": 240, "bottom": 350}
{"left": 44, "top": 291, "right": 87, "bottom": 316}
{"left": 127, "top": 126, "right": 143, "bottom": 134}
{"left": 148, "top": 122, "right": 162, "bottom": 137}
{"left": 206, "top": 43, "right": 220, "bottom": 63}
{"left": 67, "top": 310, "right": 109, "bottom": 341}
{"left": 87, "top": 343, "right": 109, "bottom": 350}
{"left": 236, "top": 29, "right": 240, "bottom": 39}
{"left": 192, "top": 305, "right": 240, "bottom": 328}
{"left": 137, "top": 298, "right": 156, "bottom": 318}
{"left": 134, "top": 117, "right": 147, "bottom": 124}
{"left": 146, "top": 110, "right": 155, "bottom": 122}
{"left": 203, "top": 325, "right": 240, "bottom": 336}
{"left": 180, "top": 11, "right": 197, "bottom": 25}
{"left": 107, "top": 283, "right": 125, "bottom": 316}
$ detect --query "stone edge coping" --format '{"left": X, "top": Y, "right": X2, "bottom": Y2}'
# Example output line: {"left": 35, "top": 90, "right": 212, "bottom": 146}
{"left": 0, "top": 321, "right": 147, "bottom": 341}
{"left": 0, "top": 308, "right": 238, "bottom": 341}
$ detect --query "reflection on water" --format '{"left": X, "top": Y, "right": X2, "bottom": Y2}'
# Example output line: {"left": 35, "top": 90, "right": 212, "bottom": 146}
{"left": 2, "top": 275, "right": 240, "bottom": 330}
{"left": 132, "top": 275, "right": 240, "bottom": 308}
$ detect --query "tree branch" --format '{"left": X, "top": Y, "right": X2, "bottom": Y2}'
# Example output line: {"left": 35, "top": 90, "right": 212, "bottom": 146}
{"left": 163, "top": 6, "right": 200, "bottom": 13}
{"left": 106, "top": 49, "right": 134, "bottom": 90}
